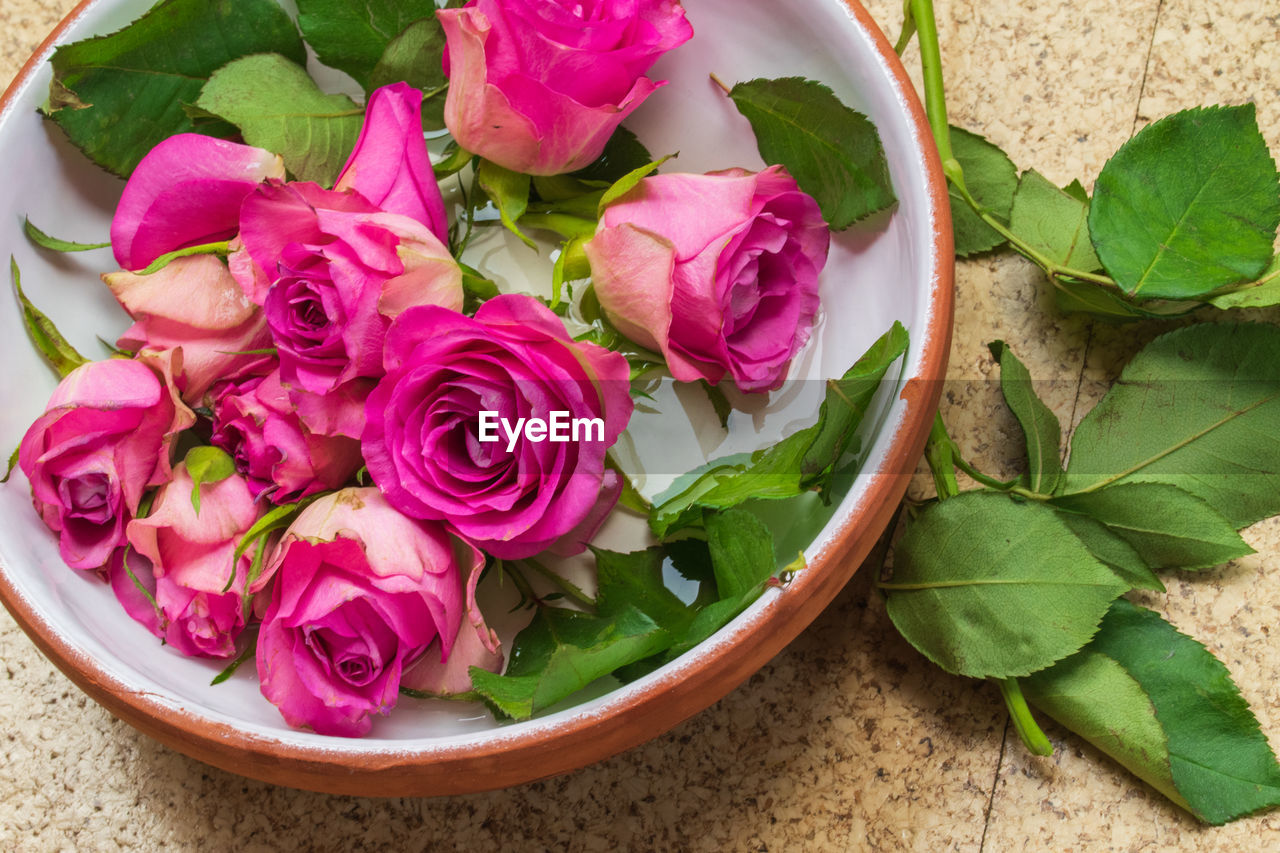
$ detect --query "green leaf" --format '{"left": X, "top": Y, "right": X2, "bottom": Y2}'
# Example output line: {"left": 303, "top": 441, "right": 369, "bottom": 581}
{"left": 1061, "top": 323, "right": 1280, "bottom": 528}
{"left": 459, "top": 263, "right": 500, "bottom": 313}
{"left": 883, "top": 492, "right": 1127, "bottom": 678}
{"left": 368, "top": 16, "right": 448, "bottom": 129}
{"left": 1053, "top": 512, "right": 1165, "bottom": 592}
{"left": 196, "top": 54, "right": 364, "bottom": 187}
{"left": 1089, "top": 105, "right": 1280, "bottom": 299}
{"left": 1008, "top": 169, "right": 1102, "bottom": 271}
{"left": 729, "top": 76, "right": 895, "bottom": 229}
{"left": 1208, "top": 255, "right": 1280, "bottom": 309}
{"left": 136, "top": 240, "right": 230, "bottom": 276}
{"left": 476, "top": 159, "right": 537, "bottom": 250}
{"left": 988, "top": 340, "right": 1063, "bottom": 494}
{"left": 571, "top": 126, "right": 653, "bottom": 184}
{"left": 10, "top": 257, "right": 88, "bottom": 378}
{"left": 210, "top": 631, "right": 258, "bottom": 686}
{"left": 468, "top": 605, "right": 670, "bottom": 719}
{"left": 42, "top": 0, "right": 305, "bottom": 177}
{"left": 705, "top": 508, "right": 776, "bottom": 601}
{"left": 597, "top": 155, "right": 674, "bottom": 217}
{"left": 433, "top": 143, "right": 472, "bottom": 180}
{"left": 594, "top": 547, "right": 693, "bottom": 629}
{"left": 24, "top": 218, "right": 109, "bottom": 253}
{"left": 1087, "top": 599, "right": 1280, "bottom": 824}
{"left": 1051, "top": 482, "right": 1253, "bottom": 571}
{"left": 1023, "top": 649, "right": 1190, "bottom": 810}
{"left": 649, "top": 321, "right": 908, "bottom": 537}
{"left": 1, "top": 446, "right": 19, "bottom": 484}
{"left": 948, "top": 127, "right": 1017, "bottom": 257}
{"left": 1051, "top": 277, "right": 1201, "bottom": 321}
{"left": 296, "top": 0, "right": 438, "bottom": 91}
{"left": 701, "top": 380, "right": 733, "bottom": 430}
{"left": 184, "top": 446, "right": 236, "bottom": 515}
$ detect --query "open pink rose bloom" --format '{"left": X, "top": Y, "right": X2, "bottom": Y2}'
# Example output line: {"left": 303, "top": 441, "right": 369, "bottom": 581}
{"left": 9, "top": 0, "right": 866, "bottom": 741}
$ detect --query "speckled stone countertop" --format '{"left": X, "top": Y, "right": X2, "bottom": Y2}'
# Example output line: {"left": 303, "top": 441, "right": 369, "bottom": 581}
{"left": 2, "top": 1, "right": 1278, "bottom": 849}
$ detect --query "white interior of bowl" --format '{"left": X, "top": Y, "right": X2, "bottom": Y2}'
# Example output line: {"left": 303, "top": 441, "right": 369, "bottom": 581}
{"left": 0, "top": 0, "right": 940, "bottom": 753}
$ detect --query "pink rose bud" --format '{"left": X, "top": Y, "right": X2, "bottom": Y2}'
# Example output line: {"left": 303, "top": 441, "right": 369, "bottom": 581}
{"left": 110, "top": 134, "right": 285, "bottom": 271}
{"left": 438, "top": 0, "right": 693, "bottom": 175}
{"left": 104, "top": 255, "right": 272, "bottom": 404}
{"left": 334, "top": 83, "right": 449, "bottom": 244}
{"left": 585, "top": 166, "right": 830, "bottom": 393}
{"left": 362, "top": 293, "right": 633, "bottom": 559}
{"left": 113, "top": 461, "right": 260, "bottom": 658}
{"left": 18, "top": 359, "right": 181, "bottom": 569}
{"left": 210, "top": 368, "right": 363, "bottom": 503}
{"left": 255, "top": 488, "right": 474, "bottom": 737}
{"left": 233, "top": 181, "right": 464, "bottom": 439}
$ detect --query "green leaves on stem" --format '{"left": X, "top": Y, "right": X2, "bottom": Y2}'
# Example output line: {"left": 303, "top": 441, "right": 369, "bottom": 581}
{"left": 909, "top": 0, "right": 1280, "bottom": 315}
{"left": 469, "top": 509, "right": 779, "bottom": 720}
{"left": 886, "top": 323, "right": 1280, "bottom": 821}
{"left": 650, "top": 321, "right": 908, "bottom": 538}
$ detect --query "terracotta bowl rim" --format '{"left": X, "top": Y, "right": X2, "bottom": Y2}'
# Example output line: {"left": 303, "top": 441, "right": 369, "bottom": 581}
{"left": 0, "top": 0, "right": 954, "bottom": 795}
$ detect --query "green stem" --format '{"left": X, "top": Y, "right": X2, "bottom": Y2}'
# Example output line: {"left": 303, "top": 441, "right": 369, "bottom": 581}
{"left": 502, "top": 560, "right": 541, "bottom": 609}
{"left": 909, "top": 0, "right": 1125, "bottom": 294}
{"left": 924, "top": 411, "right": 960, "bottom": 500}
{"left": 999, "top": 677, "right": 1054, "bottom": 756}
{"left": 522, "top": 559, "right": 596, "bottom": 609}
{"left": 894, "top": 0, "right": 917, "bottom": 55}
{"left": 910, "top": 0, "right": 956, "bottom": 172}
{"left": 952, "top": 455, "right": 1017, "bottom": 491}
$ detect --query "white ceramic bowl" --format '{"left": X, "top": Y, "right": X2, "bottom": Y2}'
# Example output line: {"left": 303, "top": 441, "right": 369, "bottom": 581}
{"left": 0, "top": 0, "right": 953, "bottom": 794}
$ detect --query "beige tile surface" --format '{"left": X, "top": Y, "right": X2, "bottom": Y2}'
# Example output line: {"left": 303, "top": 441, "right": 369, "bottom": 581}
{"left": 2, "top": 1, "right": 1279, "bottom": 850}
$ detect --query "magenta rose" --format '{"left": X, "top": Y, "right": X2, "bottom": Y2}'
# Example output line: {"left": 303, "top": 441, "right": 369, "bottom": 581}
{"left": 438, "top": 0, "right": 693, "bottom": 175}
{"left": 333, "top": 83, "right": 449, "bottom": 244}
{"left": 210, "top": 368, "right": 362, "bottom": 503}
{"left": 104, "top": 255, "right": 271, "bottom": 404}
{"left": 110, "top": 461, "right": 260, "bottom": 658}
{"left": 232, "top": 181, "right": 463, "bottom": 439}
{"left": 110, "top": 134, "right": 284, "bottom": 271}
{"left": 362, "top": 293, "right": 633, "bottom": 559}
{"left": 18, "top": 359, "right": 184, "bottom": 570}
{"left": 585, "top": 166, "right": 829, "bottom": 393}
{"left": 255, "top": 488, "right": 478, "bottom": 736}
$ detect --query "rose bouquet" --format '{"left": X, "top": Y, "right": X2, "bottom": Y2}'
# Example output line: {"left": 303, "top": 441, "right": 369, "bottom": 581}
{"left": 9, "top": 0, "right": 906, "bottom": 736}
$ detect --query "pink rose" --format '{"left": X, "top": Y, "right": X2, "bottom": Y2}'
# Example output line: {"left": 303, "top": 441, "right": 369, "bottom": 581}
{"left": 104, "top": 255, "right": 271, "bottom": 404}
{"left": 18, "top": 359, "right": 184, "bottom": 569}
{"left": 438, "top": 0, "right": 693, "bottom": 175}
{"left": 110, "top": 134, "right": 284, "bottom": 271}
{"left": 209, "top": 368, "right": 362, "bottom": 503}
{"left": 362, "top": 294, "right": 633, "bottom": 559}
{"left": 585, "top": 166, "right": 829, "bottom": 393}
{"left": 255, "top": 488, "right": 478, "bottom": 736}
{"left": 334, "top": 83, "right": 449, "bottom": 244}
{"left": 110, "top": 462, "right": 260, "bottom": 658}
{"left": 232, "top": 181, "right": 464, "bottom": 439}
